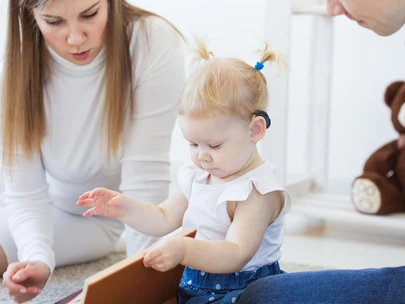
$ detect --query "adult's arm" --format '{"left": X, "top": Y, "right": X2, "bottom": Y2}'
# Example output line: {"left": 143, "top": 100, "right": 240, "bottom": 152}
{"left": 120, "top": 17, "right": 186, "bottom": 255}
{"left": 0, "top": 61, "right": 54, "bottom": 272}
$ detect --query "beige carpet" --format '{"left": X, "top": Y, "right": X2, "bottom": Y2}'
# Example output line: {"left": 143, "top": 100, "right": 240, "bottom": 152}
{"left": 0, "top": 252, "right": 326, "bottom": 303}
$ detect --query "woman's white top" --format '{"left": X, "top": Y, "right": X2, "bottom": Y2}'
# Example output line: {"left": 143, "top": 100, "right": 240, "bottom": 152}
{"left": 178, "top": 161, "right": 291, "bottom": 272}
{"left": 0, "top": 16, "right": 185, "bottom": 271}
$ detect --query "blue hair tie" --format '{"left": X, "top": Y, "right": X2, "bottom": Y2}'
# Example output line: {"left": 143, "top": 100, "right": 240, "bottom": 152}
{"left": 253, "top": 110, "right": 271, "bottom": 129}
{"left": 254, "top": 62, "right": 264, "bottom": 71}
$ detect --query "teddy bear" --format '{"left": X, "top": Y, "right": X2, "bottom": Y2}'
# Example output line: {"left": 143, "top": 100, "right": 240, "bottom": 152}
{"left": 351, "top": 81, "right": 405, "bottom": 215}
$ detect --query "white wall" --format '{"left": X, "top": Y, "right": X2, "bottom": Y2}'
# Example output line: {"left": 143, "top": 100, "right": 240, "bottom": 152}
{"left": 328, "top": 18, "right": 405, "bottom": 190}
{"left": 286, "top": 15, "right": 313, "bottom": 181}
{"left": 287, "top": 14, "right": 405, "bottom": 193}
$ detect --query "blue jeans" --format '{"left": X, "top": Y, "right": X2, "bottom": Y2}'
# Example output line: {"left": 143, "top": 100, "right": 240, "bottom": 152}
{"left": 177, "top": 262, "right": 282, "bottom": 303}
{"left": 237, "top": 266, "right": 405, "bottom": 303}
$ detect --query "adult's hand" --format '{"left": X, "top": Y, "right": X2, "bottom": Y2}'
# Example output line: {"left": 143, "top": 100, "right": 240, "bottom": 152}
{"left": 2, "top": 261, "right": 50, "bottom": 303}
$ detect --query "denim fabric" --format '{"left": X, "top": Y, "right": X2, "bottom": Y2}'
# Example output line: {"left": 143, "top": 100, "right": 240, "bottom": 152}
{"left": 177, "top": 262, "right": 283, "bottom": 304}
{"left": 237, "top": 266, "right": 405, "bottom": 304}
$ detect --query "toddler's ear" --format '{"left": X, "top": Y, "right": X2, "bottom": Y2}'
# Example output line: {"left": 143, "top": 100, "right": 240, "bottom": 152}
{"left": 250, "top": 117, "right": 266, "bottom": 142}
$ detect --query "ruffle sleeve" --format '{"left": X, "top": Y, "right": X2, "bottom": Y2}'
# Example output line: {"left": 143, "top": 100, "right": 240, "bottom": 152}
{"left": 216, "top": 167, "right": 291, "bottom": 226}
{"left": 177, "top": 164, "right": 202, "bottom": 200}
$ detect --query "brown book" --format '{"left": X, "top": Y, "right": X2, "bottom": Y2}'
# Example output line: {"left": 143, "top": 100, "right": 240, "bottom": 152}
{"left": 55, "top": 229, "right": 196, "bottom": 304}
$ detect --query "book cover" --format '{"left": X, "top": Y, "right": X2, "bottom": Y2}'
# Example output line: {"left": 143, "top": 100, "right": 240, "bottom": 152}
{"left": 55, "top": 229, "right": 196, "bottom": 304}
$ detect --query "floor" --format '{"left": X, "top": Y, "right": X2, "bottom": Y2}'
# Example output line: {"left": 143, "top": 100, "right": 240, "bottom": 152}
{"left": 280, "top": 214, "right": 405, "bottom": 270}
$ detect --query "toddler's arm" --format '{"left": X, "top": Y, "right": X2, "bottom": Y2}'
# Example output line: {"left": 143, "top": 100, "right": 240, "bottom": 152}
{"left": 180, "top": 188, "right": 283, "bottom": 273}
{"left": 76, "top": 188, "right": 188, "bottom": 237}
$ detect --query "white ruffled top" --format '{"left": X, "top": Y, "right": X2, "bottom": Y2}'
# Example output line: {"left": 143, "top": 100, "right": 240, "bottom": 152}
{"left": 178, "top": 161, "right": 291, "bottom": 272}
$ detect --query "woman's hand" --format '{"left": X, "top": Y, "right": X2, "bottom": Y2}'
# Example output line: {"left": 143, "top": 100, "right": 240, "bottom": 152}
{"left": 2, "top": 261, "right": 50, "bottom": 303}
{"left": 77, "top": 187, "right": 128, "bottom": 219}
{"left": 143, "top": 237, "right": 186, "bottom": 272}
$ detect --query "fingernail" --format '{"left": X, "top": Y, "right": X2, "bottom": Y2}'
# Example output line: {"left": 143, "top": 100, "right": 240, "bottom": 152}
{"left": 14, "top": 275, "right": 21, "bottom": 280}
{"left": 19, "top": 288, "right": 26, "bottom": 294}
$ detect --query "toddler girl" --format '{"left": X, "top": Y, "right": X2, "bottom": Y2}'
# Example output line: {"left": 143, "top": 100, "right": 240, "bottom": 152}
{"left": 77, "top": 40, "right": 290, "bottom": 303}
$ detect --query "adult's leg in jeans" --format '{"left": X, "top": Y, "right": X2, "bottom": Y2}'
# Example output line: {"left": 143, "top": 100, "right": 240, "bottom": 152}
{"left": 0, "top": 246, "right": 7, "bottom": 274}
{"left": 237, "top": 267, "right": 405, "bottom": 304}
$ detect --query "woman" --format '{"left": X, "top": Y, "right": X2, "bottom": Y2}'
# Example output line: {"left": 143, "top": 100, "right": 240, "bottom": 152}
{"left": 0, "top": 0, "right": 185, "bottom": 302}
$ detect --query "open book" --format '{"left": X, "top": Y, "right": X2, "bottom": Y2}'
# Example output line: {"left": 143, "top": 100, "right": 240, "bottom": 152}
{"left": 55, "top": 229, "right": 196, "bottom": 304}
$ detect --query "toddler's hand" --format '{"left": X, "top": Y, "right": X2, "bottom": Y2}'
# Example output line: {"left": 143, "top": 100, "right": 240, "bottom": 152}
{"left": 76, "top": 187, "right": 126, "bottom": 218}
{"left": 143, "top": 238, "right": 185, "bottom": 272}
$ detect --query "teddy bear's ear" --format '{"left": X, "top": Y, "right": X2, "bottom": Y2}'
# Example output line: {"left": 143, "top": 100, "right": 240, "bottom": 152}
{"left": 384, "top": 81, "right": 405, "bottom": 107}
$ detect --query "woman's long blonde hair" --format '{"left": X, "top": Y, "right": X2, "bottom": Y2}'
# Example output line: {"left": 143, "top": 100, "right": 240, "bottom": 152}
{"left": 2, "top": 0, "right": 178, "bottom": 166}
{"left": 178, "top": 39, "right": 287, "bottom": 123}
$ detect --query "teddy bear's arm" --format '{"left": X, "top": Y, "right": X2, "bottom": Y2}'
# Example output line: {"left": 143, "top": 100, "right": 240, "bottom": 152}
{"left": 363, "top": 140, "right": 398, "bottom": 174}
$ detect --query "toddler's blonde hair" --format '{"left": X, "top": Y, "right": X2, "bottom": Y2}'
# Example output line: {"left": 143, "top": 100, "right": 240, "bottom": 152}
{"left": 178, "top": 39, "right": 286, "bottom": 123}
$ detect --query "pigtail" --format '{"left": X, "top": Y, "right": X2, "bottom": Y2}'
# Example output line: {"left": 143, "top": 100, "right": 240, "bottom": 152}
{"left": 188, "top": 37, "right": 215, "bottom": 71}
{"left": 256, "top": 43, "right": 288, "bottom": 73}
{"left": 191, "top": 37, "right": 214, "bottom": 60}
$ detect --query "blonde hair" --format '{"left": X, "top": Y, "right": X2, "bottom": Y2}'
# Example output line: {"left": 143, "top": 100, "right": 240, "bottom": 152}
{"left": 2, "top": 0, "right": 181, "bottom": 166}
{"left": 178, "top": 39, "right": 286, "bottom": 123}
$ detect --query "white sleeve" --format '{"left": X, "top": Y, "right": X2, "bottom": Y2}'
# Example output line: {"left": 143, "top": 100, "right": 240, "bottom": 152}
{"left": 1, "top": 155, "right": 54, "bottom": 271}
{"left": 120, "top": 17, "right": 186, "bottom": 255}
{"left": 177, "top": 164, "right": 200, "bottom": 200}
{"left": 0, "top": 61, "right": 55, "bottom": 271}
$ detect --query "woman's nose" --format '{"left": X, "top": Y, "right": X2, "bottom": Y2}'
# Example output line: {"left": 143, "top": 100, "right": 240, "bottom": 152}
{"left": 67, "top": 26, "right": 86, "bottom": 46}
